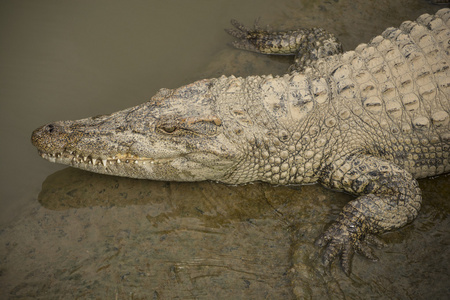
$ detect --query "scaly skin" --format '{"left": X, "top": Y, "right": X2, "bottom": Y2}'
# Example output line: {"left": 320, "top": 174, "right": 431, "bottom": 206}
{"left": 31, "top": 9, "right": 450, "bottom": 275}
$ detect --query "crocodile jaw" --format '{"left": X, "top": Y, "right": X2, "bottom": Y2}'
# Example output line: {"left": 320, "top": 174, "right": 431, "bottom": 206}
{"left": 35, "top": 148, "right": 232, "bottom": 181}
{"left": 32, "top": 119, "right": 239, "bottom": 181}
{"left": 31, "top": 79, "right": 242, "bottom": 182}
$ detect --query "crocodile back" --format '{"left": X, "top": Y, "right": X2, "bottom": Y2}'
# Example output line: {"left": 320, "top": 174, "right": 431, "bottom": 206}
{"left": 307, "top": 9, "right": 450, "bottom": 178}
{"left": 217, "top": 10, "right": 450, "bottom": 185}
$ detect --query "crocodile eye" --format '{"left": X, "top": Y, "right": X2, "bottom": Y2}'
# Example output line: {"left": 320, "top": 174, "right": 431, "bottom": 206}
{"left": 160, "top": 125, "right": 178, "bottom": 134}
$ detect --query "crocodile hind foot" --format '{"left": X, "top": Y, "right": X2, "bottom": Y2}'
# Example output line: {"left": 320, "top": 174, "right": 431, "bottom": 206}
{"left": 226, "top": 19, "right": 343, "bottom": 71}
{"left": 315, "top": 199, "right": 388, "bottom": 275}
{"left": 317, "top": 155, "right": 423, "bottom": 275}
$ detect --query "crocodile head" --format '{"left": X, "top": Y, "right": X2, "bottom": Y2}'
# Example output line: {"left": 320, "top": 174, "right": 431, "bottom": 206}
{"left": 31, "top": 78, "right": 243, "bottom": 182}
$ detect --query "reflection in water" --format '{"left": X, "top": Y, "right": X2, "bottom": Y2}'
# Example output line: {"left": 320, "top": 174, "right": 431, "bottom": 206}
{"left": 30, "top": 168, "right": 307, "bottom": 298}
{"left": 2, "top": 167, "right": 448, "bottom": 298}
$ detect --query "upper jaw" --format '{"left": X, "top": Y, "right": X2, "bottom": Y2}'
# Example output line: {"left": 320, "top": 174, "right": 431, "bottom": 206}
{"left": 32, "top": 122, "right": 165, "bottom": 169}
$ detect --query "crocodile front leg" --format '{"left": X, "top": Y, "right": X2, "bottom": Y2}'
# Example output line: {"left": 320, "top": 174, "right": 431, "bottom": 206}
{"left": 317, "top": 154, "right": 422, "bottom": 275}
{"left": 226, "top": 20, "right": 343, "bottom": 71}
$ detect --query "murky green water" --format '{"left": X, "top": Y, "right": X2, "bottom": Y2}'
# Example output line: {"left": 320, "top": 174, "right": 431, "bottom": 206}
{"left": 1, "top": 0, "right": 449, "bottom": 299}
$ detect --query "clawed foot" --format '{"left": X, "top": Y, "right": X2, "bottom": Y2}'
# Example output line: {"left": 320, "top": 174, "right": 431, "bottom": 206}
{"left": 225, "top": 19, "right": 269, "bottom": 54}
{"left": 315, "top": 221, "right": 387, "bottom": 276}
{"left": 225, "top": 19, "right": 305, "bottom": 55}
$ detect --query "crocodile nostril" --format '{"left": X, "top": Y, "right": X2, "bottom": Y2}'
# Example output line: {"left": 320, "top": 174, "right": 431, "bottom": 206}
{"left": 46, "top": 124, "right": 55, "bottom": 133}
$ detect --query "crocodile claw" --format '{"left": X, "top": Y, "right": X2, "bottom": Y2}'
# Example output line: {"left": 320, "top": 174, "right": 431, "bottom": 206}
{"left": 316, "top": 221, "right": 387, "bottom": 276}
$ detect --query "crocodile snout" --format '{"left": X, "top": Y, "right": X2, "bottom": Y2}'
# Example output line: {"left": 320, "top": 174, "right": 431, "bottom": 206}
{"left": 31, "top": 122, "right": 76, "bottom": 154}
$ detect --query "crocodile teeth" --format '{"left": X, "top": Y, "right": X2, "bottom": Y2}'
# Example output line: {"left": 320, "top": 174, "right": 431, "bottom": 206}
{"left": 38, "top": 150, "right": 154, "bottom": 167}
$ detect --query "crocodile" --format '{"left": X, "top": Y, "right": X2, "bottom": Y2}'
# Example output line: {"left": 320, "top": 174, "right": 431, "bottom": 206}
{"left": 31, "top": 9, "right": 450, "bottom": 275}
